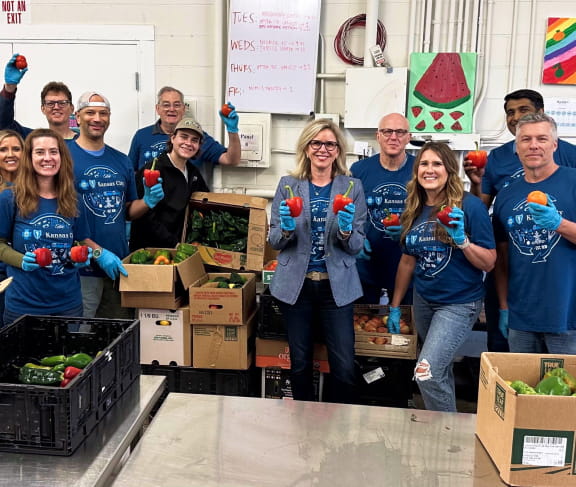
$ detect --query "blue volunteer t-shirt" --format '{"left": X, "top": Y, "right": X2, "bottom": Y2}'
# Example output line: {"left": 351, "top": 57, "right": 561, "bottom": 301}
{"left": 482, "top": 138, "right": 576, "bottom": 197}
{"left": 350, "top": 153, "right": 414, "bottom": 289}
{"left": 493, "top": 166, "right": 576, "bottom": 333}
{"left": 0, "top": 192, "right": 90, "bottom": 314}
{"left": 307, "top": 181, "right": 331, "bottom": 273}
{"left": 403, "top": 193, "right": 494, "bottom": 304}
{"left": 67, "top": 140, "right": 137, "bottom": 277}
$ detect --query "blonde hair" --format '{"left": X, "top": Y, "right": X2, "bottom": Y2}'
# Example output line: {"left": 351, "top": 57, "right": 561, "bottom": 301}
{"left": 0, "top": 129, "right": 24, "bottom": 191}
{"left": 14, "top": 128, "right": 78, "bottom": 218}
{"left": 401, "top": 142, "right": 464, "bottom": 245}
{"left": 291, "top": 118, "right": 350, "bottom": 179}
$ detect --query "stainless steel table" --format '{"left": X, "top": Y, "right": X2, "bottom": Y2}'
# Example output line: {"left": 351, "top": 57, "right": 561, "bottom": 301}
{"left": 112, "top": 393, "right": 507, "bottom": 486}
{"left": 0, "top": 375, "right": 166, "bottom": 487}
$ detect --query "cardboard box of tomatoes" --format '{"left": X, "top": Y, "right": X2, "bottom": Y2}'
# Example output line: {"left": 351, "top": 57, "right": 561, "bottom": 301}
{"left": 262, "top": 259, "right": 277, "bottom": 284}
{"left": 476, "top": 352, "right": 576, "bottom": 487}
{"left": 353, "top": 304, "right": 417, "bottom": 359}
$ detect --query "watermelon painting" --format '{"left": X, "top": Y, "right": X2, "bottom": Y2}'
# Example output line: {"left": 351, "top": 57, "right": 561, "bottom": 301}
{"left": 407, "top": 52, "right": 477, "bottom": 133}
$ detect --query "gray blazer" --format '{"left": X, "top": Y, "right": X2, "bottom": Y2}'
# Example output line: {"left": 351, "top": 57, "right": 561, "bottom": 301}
{"left": 269, "top": 174, "right": 367, "bottom": 306}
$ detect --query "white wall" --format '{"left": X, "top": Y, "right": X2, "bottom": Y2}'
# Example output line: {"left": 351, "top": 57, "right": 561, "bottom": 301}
{"left": 9, "top": 0, "right": 576, "bottom": 194}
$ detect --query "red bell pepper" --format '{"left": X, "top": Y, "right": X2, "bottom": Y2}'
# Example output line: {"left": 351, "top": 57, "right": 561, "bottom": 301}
{"left": 284, "top": 185, "right": 303, "bottom": 217}
{"left": 333, "top": 180, "right": 354, "bottom": 214}
{"left": 70, "top": 245, "right": 89, "bottom": 263}
{"left": 143, "top": 158, "right": 160, "bottom": 187}
{"left": 34, "top": 248, "right": 52, "bottom": 267}
{"left": 63, "top": 366, "right": 82, "bottom": 380}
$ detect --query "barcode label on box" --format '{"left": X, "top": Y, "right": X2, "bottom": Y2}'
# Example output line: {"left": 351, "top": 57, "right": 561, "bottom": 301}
{"left": 522, "top": 435, "right": 567, "bottom": 466}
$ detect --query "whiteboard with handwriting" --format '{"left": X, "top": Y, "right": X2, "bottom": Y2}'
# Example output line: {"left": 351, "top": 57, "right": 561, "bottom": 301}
{"left": 226, "top": 0, "right": 321, "bottom": 114}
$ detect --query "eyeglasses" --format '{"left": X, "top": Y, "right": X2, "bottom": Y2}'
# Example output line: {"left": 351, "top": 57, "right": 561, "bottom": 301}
{"left": 43, "top": 100, "right": 71, "bottom": 109}
{"left": 378, "top": 128, "right": 409, "bottom": 138}
{"left": 309, "top": 140, "right": 339, "bottom": 151}
{"left": 159, "top": 102, "right": 184, "bottom": 110}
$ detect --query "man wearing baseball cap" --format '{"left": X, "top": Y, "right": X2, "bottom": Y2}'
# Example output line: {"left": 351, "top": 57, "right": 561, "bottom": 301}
{"left": 67, "top": 91, "right": 165, "bottom": 318}
{"left": 129, "top": 116, "right": 209, "bottom": 251}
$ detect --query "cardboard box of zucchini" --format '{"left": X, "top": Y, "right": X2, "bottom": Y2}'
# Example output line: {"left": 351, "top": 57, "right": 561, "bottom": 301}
{"left": 182, "top": 192, "right": 272, "bottom": 271}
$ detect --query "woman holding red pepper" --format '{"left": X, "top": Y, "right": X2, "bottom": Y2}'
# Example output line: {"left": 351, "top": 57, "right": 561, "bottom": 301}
{"left": 268, "top": 118, "right": 367, "bottom": 404}
{"left": 0, "top": 129, "right": 96, "bottom": 325}
{"left": 129, "top": 117, "right": 209, "bottom": 251}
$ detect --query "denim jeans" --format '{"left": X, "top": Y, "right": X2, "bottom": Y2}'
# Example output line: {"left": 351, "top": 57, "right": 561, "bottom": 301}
{"left": 412, "top": 291, "right": 482, "bottom": 412}
{"left": 3, "top": 303, "right": 85, "bottom": 329}
{"left": 278, "top": 279, "right": 356, "bottom": 404}
{"left": 508, "top": 329, "right": 576, "bottom": 354}
{"left": 81, "top": 276, "right": 134, "bottom": 319}
{"left": 484, "top": 271, "right": 509, "bottom": 352}
{"left": 0, "top": 269, "right": 6, "bottom": 329}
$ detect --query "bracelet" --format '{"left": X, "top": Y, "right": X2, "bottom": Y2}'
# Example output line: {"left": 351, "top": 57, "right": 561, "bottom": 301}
{"left": 339, "top": 229, "right": 351, "bottom": 239}
{"left": 456, "top": 237, "right": 471, "bottom": 250}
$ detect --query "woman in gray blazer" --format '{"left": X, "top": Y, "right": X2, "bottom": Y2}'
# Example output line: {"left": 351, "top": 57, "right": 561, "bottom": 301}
{"left": 269, "top": 118, "right": 367, "bottom": 404}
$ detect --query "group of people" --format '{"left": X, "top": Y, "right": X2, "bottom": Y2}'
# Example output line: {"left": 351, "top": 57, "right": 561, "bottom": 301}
{"left": 268, "top": 89, "right": 576, "bottom": 411}
{"left": 0, "top": 53, "right": 241, "bottom": 328}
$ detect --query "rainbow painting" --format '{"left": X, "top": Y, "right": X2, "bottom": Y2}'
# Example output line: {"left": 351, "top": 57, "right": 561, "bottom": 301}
{"left": 543, "top": 18, "right": 576, "bottom": 84}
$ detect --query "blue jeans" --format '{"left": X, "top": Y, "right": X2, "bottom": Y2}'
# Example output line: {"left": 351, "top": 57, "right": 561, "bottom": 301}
{"left": 508, "top": 329, "right": 576, "bottom": 354}
{"left": 278, "top": 279, "right": 356, "bottom": 404}
{"left": 81, "top": 276, "right": 133, "bottom": 319}
{"left": 3, "top": 303, "right": 85, "bottom": 329}
{"left": 412, "top": 291, "right": 482, "bottom": 412}
{"left": 484, "top": 271, "right": 509, "bottom": 352}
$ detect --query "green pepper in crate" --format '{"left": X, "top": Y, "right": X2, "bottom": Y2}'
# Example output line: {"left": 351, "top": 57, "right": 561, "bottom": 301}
{"left": 130, "top": 249, "right": 152, "bottom": 264}
{"left": 176, "top": 242, "right": 197, "bottom": 256}
{"left": 535, "top": 375, "right": 572, "bottom": 396}
{"left": 65, "top": 353, "right": 93, "bottom": 369}
{"left": 543, "top": 367, "right": 576, "bottom": 392}
{"left": 509, "top": 380, "right": 537, "bottom": 395}
{"left": 153, "top": 249, "right": 172, "bottom": 261}
{"left": 39, "top": 354, "right": 66, "bottom": 367}
{"left": 19, "top": 364, "right": 63, "bottom": 386}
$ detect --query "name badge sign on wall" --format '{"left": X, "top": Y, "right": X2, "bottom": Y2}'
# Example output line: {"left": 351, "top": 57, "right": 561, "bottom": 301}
{"left": 226, "top": 0, "right": 321, "bottom": 114}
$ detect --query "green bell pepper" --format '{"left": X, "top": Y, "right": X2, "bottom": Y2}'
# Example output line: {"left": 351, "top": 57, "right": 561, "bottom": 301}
{"left": 65, "top": 353, "right": 93, "bottom": 369}
{"left": 543, "top": 367, "right": 576, "bottom": 393}
{"left": 19, "top": 365, "right": 63, "bottom": 386}
{"left": 535, "top": 375, "right": 572, "bottom": 396}
{"left": 39, "top": 354, "right": 67, "bottom": 367}
{"left": 130, "top": 249, "right": 152, "bottom": 264}
{"left": 509, "top": 380, "right": 537, "bottom": 395}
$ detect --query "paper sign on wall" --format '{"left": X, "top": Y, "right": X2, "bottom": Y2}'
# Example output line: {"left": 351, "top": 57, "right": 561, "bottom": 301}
{"left": 1, "top": 0, "right": 30, "bottom": 25}
{"left": 543, "top": 18, "right": 576, "bottom": 85}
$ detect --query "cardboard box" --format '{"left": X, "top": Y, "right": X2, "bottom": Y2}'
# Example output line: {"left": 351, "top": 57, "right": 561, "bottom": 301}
{"left": 262, "top": 260, "right": 277, "bottom": 285}
{"left": 189, "top": 272, "right": 256, "bottom": 324}
{"left": 192, "top": 310, "right": 257, "bottom": 370}
{"left": 139, "top": 307, "right": 191, "bottom": 366}
{"left": 476, "top": 352, "right": 576, "bottom": 487}
{"left": 255, "top": 337, "right": 330, "bottom": 373}
{"left": 120, "top": 249, "right": 205, "bottom": 309}
{"left": 353, "top": 305, "right": 417, "bottom": 359}
{"left": 183, "top": 192, "right": 271, "bottom": 271}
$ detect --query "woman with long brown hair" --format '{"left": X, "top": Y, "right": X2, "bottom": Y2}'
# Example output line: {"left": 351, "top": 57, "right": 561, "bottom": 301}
{"left": 0, "top": 128, "right": 96, "bottom": 325}
{"left": 388, "top": 142, "right": 495, "bottom": 412}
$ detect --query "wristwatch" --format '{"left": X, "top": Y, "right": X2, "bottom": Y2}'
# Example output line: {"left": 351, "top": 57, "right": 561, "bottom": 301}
{"left": 93, "top": 247, "right": 103, "bottom": 259}
{"left": 456, "top": 237, "right": 471, "bottom": 250}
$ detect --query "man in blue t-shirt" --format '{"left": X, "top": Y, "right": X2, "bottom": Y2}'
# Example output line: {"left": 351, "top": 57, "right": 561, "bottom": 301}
{"left": 493, "top": 113, "right": 576, "bottom": 355}
{"left": 350, "top": 113, "right": 414, "bottom": 304}
{"left": 464, "top": 89, "right": 576, "bottom": 353}
{"left": 69, "top": 91, "right": 164, "bottom": 319}
{"left": 128, "top": 86, "right": 241, "bottom": 184}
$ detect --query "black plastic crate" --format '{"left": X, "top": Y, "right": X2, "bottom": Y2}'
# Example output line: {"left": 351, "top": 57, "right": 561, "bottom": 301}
{"left": 354, "top": 356, "right": 415, "bottom": 408}
{"left": 179, "top": 366, "right": 260, "bottom": 397}
{"left": 0, "top": 315, "right": 140, "bottom": 456}
{"left": 141, "top": 363, "right": 180, "bottom": 393}
{"left": 261, "top": 367, "right": 323, "bottom": 401}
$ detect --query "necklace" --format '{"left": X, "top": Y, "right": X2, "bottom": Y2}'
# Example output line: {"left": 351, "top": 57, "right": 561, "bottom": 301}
{"left": 311, "top": 183, "right": 323, "bottom": 196}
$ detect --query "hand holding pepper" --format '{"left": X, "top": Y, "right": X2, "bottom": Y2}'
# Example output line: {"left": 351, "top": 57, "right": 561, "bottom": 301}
{"left": 333, "top": 180, "right": 354, "bottom": 214}
{"left": 21, "top": 251, "right": 41, "bottom": 272}
{"left": 279, "top": 200, "right": 296, "bottom": 232}
{"left": 219, "top": 102, "right": 239, "bottom": 133}
{"left": 337, "top": 202, "right": 355, "bottom": 233}
{"left": 527, "top": 195, "right": 562, "bottom": 231}
{"left": 71, "top": 246, "right": 93, "bottom": 269}
{"left": 5, "top": 53, "right": 28, "bottom": 85}
{"left": 437, "top": 207, "right": 466, "bottom": 245}
{"left": 143, "top": 177, "right": 164, "bottom": 209}
{"left": 284, "top": 185, "right": 302, "bottom": 217}
{"left": 143, "top": 158, "right": 160, "bottom": 187}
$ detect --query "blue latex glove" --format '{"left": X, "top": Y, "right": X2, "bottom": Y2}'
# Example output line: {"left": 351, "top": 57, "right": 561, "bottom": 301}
{"left": 95, "top": 248, "right": 128, "bottom": 280}
{"left": 356, "top": 239, "right": 372, "bottom": 261}
{"left": 279, "top": 200, "right": 296, "bottom": 231}
{"left": 437, "top": 206, "right": 466, "bottom": 245}
{"left": 498, "top": 309, "right": 509, "bottom": 339}
{"left": 383, "top": 225, "right": 402, "bottom": 241}
{"left": 527, "top": 197, "right": 562, "bottom": 231}
{"left": 338, "top": 202, "right": 355, "bottom": 233}
{"left": 387, "top": 306, "right": 401, "bottom": 334}
{"left": 143, "top": 177, "right": 164, "bottom": 209}
{"left": 4, "top": 53, "right": 28, "bottom": 85}
{"left": 219, "top": 102, "right": 239, "bottom": 133}
{"left": 73, "top": 247, "right": 94, "bottom": 269}
{"left": 21, "top": 251, "right": 40, "bottom": 272}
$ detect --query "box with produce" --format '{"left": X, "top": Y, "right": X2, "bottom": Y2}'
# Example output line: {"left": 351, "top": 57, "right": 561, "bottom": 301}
{"left": 0, "top": 315, "right": 139, "bottom": 455}
{"left": 262, "top": 259, "right": 277, "bottom": 284}
{"left": 183, "top": 192, "right": 271, "bottom": 271}
{"left": 189, "top": 272, "right": 257, "bottom": 325}
{"left": 120, "top": 245, "right": 206, "bottom": 309}
{"left": 476, "top": 352, "right": 576, "bottom": 487}
{"left": 353, "top": 304, "right": 417, "bottom": 359}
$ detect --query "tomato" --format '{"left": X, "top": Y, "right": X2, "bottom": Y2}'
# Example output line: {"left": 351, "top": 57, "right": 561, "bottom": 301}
{"left": 264, "top": 260, "right": 277, "bottom": 270}
{"left": 437, "top": 205, "right": 455, "bottom": 227}
{"left": 527, "top": 190, "right": 547, "bottom": 206}
{"left": 466, "top": 149, "right": 487, "bottom": 169}
{"left": 221, "top": 103, "right": 233, "bottom": 117}
{"left": 14, "top": 55, "right": 27, "bottom": 70}
{"left": 382, "top": 213, "right": 400, "bottom": 227}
